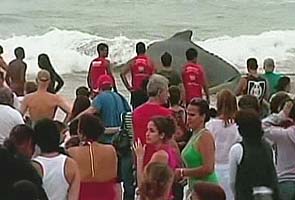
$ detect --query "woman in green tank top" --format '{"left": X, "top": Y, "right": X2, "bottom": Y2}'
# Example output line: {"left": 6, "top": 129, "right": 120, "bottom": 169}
{"left": 176, "top": 98, "right": 218, "bottom": 190}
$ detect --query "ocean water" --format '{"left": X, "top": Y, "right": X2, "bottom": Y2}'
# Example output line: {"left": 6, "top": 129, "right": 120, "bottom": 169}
{"left": 0, "top": 0, "right": 295, "bottom": 75}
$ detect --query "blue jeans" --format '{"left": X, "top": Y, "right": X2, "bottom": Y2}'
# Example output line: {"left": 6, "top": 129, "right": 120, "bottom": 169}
{"left": 279, "top": 181, "right": 295, "bottom": 200}
{"left": 120, "top": 150, "right": 135, "bottom": 200}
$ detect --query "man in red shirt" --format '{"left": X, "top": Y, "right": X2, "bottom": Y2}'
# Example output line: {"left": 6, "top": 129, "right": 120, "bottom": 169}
{"left": 87, "top": 43, "right": 117, "bottom": 95}
{"left": 182, "top": 48, "right": 210, "bottom": 105}
{"left": 132, "top": 74, "right": 172, "bottom": 165}
{"left": 120, "top": 42, "right": 155, "bottom": 109}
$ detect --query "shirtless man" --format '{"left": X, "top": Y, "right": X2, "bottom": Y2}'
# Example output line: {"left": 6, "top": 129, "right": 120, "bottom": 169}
{"left": 20, "top": 70, "right": 71, "bottom": 124}
{"left": 5, "top": 47, "right": 27, "bottom": 96}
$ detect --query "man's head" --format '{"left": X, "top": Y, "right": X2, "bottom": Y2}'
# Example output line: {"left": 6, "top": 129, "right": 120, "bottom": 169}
{"left": 97, "top": 43, "right": 108, "bottom": 58}
{"left": 0, "top": 45, "right": 3, "bottom": 54}
{"left": 263, "top": 58, "right": 275, "bottom": 73}
{"left": 34, "top": 119, "right": 60, "bottom": 153}
{"left": 36, "top": 70, "right": 50, "bottom": 89}
{"left": 97, "top": 74, "right": 113, "bottom": 91}
{"left": 246, "top": 58, "right": 258, "bottom": 72}
{"left": 136, "top": 42, "right": 146, "bottom": 55}
{"left": 161, "top": 52, "right": 172, "bottom": 67}
{"left": 186, "top": 48, "right": 198, "bottom": 62}
{"left": 0, "top": 71, "right": 4, "bottom": 87}
{"left": 147, "top": 74, "right": 169, "bottom": 104}
{"left": 14, "top": 47, "right": 25, "bottom": 59}
{"left": 0, "top": 87, "right": 14, "bottom": 106}
{"left": 75, "top": 86, "right": 90, "bottom": 98}
{"left": 24, "top": 81, "right": 37, "bottom": 95}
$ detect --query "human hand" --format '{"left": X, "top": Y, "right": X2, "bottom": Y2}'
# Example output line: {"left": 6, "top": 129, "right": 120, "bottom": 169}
{"left": 133, "top": 139, "right": 146, "bottom": 160}
{"left": 283, "top": 100, "right": 293, "bottom": 117}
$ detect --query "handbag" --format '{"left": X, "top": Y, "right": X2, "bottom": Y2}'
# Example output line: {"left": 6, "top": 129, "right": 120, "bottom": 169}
{"left": 112, "top": 112, "right": 131, "bottom": 156}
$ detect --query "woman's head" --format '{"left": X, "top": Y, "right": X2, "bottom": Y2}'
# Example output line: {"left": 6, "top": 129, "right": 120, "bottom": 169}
{"left": 146, "top": 116, "right": 176, "bottom": 145}
{"left": 235, "top": 109, "right": 263, "bottom": 142}
{"left": 38, "top": 53, "right": 53, "bottom": 71}
{"left": 3, "top": 125, "right": 35, "bottom": 158}
{"left": 194, "top": 182, "right": 226, "bottom": 200}
{"left": 140, "top": 162, "right": 174, "bottom": 200}
{"left": 78, "top": 114, "right": 105, "bottom": 141}
{"left": 270, "top": 92, "right": 291, "bottom": 113}
{"left": 216, "top": 89, "right": 237, "bottom": 125}
{"left": 187, "top": 98, "right": 210, "bottom": 130}
{"left": 168, "top": 85, "right": 181, "bottom": 106}
{"left": 276, "top": 76, "right": 291, "bottom": 92}
{"left": 70, "top": 95, "right": 90, "bottom": 120}
{"left": 238, "top": 95, "right": 260, "bottom": 114}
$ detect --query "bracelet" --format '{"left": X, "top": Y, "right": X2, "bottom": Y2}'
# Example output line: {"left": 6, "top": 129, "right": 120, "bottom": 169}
{"left": 180, "top": 168, "right": 185, "bottom": 178}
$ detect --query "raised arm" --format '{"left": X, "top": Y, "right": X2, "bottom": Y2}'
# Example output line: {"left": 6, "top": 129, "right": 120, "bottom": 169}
{"left": 53, "top": 70, "right": 64, "bottom": 93}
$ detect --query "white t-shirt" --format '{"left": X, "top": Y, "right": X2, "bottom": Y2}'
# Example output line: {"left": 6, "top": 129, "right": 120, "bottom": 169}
{"left": 206, "top": 118, "right": 241, "bottom": 164}
{"left": 0, "top": 104, "right": 24, "bottom": 144}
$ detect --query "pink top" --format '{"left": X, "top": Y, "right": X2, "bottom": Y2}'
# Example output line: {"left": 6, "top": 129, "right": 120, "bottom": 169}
{"left": 160, "top": 144, "right": 181, "bottom": 170}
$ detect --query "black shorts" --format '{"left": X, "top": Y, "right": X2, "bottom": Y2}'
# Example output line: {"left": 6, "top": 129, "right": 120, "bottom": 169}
{"left": 130, "top": 90, "right": 148, "bottom": 109}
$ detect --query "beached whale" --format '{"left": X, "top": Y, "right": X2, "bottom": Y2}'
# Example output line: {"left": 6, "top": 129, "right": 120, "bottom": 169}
{"left": 146, "top": 30, "right": 241, "bottom": 93}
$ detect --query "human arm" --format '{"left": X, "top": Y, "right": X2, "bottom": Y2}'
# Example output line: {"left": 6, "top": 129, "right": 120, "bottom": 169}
{"left": 20, "top": 96, "right": 29, "bottom": 116}
{"left": 87, "top": 62, "right": 92, "bottom": 89}
{"left": 0, "top": 57, "right": 7, "bottom": 71}
{"left": 107, "top": 62, "right": 118, "bottom": 92}
{"left": 65, "top": 158, "right": 80, "bottom": 200}
{"left": 175, "top": 132, "right": 215, "bottom": 179}
{"left": 5, "top": 68, "right": 11, "bottom": 86}
{"left": 53, "top": 70, "right": 64, "bottom": 93}
{"left": 229, "top": 143, "right": 243, "bottom": 195}
{"left": 203, "top": 79, "right": 210, "bottom": 104}
{"left": 69, "top": 106, "right": 98, "bottom": 123}
{"left": 120, "top": 61, "right": 132, "bottom": 91}
{"left": 235, "top": 77, "right": 246, "bottom": 96}
{"left": 57, "top": 95, "right": 72, "bottom": 123}
{"left": 20, "top": 63, "right": 27, "bottom": 82}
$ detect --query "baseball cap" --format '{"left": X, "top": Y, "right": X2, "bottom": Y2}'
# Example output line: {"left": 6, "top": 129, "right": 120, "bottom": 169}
{"left": 37, "top": 70, "right": 50, "bottom": 82}
{"left": 96, "top": 75, "right": 113, "bottom": 90}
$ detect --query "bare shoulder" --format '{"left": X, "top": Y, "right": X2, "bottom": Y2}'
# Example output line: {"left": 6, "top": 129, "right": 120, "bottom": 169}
{"left": 150, "top": 150, "right": 169, "bottom": 164}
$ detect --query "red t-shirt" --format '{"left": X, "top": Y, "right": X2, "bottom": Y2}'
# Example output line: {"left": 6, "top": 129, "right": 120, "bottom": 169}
{"left": 90, "top": 57, "right": 109, "bottom": 90}
{"left": 133, "top": 102, "right": 172, "bottom": 165}
{"left": 182, "top": 62, "right": 206, "bottom": 103}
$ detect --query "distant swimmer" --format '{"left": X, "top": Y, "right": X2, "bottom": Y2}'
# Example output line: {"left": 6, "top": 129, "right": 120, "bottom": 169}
{"left": 20, "top": 70, "right": 71, "bottom": 124}
{"left": 0, "top": 45, "right": 8, "bottom": 72}
{"left": 5, "top": 47, "right": 27, "bottom": 96}
{"left": 87, "top": 43, "right": 117, "bottom": 95}
{"left": 38, "top": 53, "right": 64, "bottom": 94}
{"left": 120, "top": 42, "right": 155, "bottom": 109}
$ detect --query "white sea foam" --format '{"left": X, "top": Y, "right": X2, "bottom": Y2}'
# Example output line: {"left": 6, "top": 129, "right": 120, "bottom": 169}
{"left": 0, "top": 28, "right": 294, "bottom": 75}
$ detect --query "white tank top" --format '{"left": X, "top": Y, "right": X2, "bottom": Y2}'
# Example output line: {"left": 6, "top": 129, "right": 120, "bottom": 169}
{"left": 33, "top": 154, "right": 69, "bottom": 200}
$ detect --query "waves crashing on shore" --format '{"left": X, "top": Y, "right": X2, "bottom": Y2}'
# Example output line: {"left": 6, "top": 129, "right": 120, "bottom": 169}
{"left": 0, "top": 28, "right": 294, "bottom": 74}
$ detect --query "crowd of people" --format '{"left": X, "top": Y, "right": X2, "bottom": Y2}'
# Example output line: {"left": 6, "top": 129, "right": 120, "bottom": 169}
{"left": 0, "top": 41, "right": 294, "bottom": 200}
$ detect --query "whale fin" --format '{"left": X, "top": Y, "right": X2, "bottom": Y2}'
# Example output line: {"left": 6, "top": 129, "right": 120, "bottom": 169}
{"left": 170, "top": 30, "right": 193, "bottom": 41}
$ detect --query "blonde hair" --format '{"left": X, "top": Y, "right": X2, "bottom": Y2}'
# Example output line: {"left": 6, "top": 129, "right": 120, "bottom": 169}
{"left": 140, "top": 162, "right": 173, "bottom": 200}
{"left": 216, "top": 89, "right": 237, "bottom": 126}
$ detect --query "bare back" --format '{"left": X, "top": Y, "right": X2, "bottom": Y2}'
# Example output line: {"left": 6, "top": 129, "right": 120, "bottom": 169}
{"left": 24, "top": 91, "right": 61, "bottom": 122}
{"left": 68, "top": 143, "right": 118, "bottom": 182}
{"left": 6, "top": 59, "right": 27, "bottom": 96}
